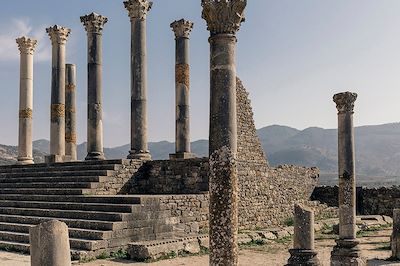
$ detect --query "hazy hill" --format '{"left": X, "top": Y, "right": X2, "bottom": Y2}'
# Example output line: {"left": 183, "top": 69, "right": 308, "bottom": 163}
{"left": 2, "top": 123, "right": 400, "bottom": 186}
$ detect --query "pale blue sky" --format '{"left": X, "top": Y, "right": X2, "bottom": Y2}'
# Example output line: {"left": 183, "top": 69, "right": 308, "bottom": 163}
{"left": 1, "top": 1, "right": 400, "bottom": 147}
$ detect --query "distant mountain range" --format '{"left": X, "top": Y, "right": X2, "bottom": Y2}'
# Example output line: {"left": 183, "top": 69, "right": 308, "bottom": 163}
{"left": 3, "top": 123, "right": 400, "bottom": 186}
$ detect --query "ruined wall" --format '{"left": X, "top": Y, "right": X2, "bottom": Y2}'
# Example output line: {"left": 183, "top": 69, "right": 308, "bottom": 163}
{"left": 129, "top": 158, "right": 209, "bottom": 194}
{"left": 312, "top": 185, "right": 400, "bottom": 216}
{"left": 118, "top": 78, "right": 320, "bottom": 229}
{"left": 236, "top": 78, "right": 319, "bottom": 228}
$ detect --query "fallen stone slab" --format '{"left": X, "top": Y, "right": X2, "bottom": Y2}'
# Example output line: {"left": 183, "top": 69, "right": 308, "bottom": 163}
{"left": 127, "top": 236, "right": 206, "bottom": 261}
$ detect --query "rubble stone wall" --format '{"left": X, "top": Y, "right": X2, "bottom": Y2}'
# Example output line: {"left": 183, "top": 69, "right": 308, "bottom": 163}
{"left": 312, "top": 185, "right": 400, "bottom": 216}
{"left": 119, "top": 78, "right": 321, "bottom": 230}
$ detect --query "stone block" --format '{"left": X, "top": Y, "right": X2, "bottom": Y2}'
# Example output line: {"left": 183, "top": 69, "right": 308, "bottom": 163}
{"left": 30, "top": 220, "right": 71, "bottom": 266}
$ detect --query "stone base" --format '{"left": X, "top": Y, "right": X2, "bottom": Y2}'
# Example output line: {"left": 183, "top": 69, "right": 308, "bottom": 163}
{"left": 286, "top": 249, "right": 320, "bottom": 266}
{"left": 85, "top": 152, "right": 105, "bottom": 161}
{"left": 127, "top": 151, "right": 151, "bottom": 161}
{"left": 331, "top": 239, "right": 366, "bottom": 266}
{"left": 16, "top": 157, "right": 34, "bottom": 165}
{"left": 169, "top": 152, "right": 196, "bottom": 160}
{"left": 45, "top": 155, "right": 72, "bottom": 163}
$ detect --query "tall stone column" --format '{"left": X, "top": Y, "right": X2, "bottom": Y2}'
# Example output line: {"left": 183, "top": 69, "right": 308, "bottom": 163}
{"left": 16, "top": 37, "right": 37, "bottom": 165}
{"left": 46, "top": 25, "right": 71, "bottom": 163}
{"left": 124, "top": 0, "right": 152, "bottom": 160}
{"left": 202, "top": 1, "right": 246, "bottom": 265}
{"left": 81, "top": 13, "right": 108, "bottom": 161}
{"left": 65, "top": 64, "right": 77, "bottom": 161}
{"left": 169, "top": 19, "right": 195, "bottom": 160}
{"left": 331, "top": 92, "right": 365, "bottom": 266}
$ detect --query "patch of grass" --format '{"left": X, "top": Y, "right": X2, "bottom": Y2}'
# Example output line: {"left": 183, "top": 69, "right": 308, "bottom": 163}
{"left": 283, "top": 217, "right": 294, "bottom": 227}
{"left": 274, "top": 235, "right": 292, "bottom": 245}
{"left": 375, "top": 243, "right": 391, "bottom": 251}
{"left": 239, "top": 239, "right": 267, "bottom": 247}
{"left": 386, "top": 256, "right": 400, "bottom": 262}
{"left": 199, "top": 227, "right": 209, "bottom": 235}
{"left": 110, "top": 249, "right": 129, "bottom": 260}
{"left": 0, "top": 243, "right": 28, "bottom": 254}
{"left": 96, "top": 252, "right": 109, "bottom": 260}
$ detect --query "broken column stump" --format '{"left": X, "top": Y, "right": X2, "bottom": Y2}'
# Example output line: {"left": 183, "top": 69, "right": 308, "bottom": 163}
{"left": 286, "top": 204, "right": 320, "bottom": 266}
{"left": 30, "top": 220, "right": 71, "bottom": 266}
{"left": 392, "top": 209, "right": 400, "bottom": 259}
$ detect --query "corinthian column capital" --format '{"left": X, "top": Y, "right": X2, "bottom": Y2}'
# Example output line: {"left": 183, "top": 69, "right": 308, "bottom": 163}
{"left": 80, "top": 12, "right": 108, "bottom": 34}
{"left": 333, "top": 92, "right": 357, "bottom": 114}
{"left": 170, "top": 19, "right": 194, "bottom": 39}
{"left": 16, "top": 36, "right": 38, "bottom": 55}
{"left": 124, "top": 0, "right": 152, "bottom": 20}
{"left": 201, "top": 0, "right": 246, "bottom": 35}
{"left": 46, "top": 25, "right": 71, "bottom": 45}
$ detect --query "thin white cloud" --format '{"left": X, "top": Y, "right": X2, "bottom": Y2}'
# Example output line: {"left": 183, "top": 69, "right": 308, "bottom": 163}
{"left": 0, "top": 18, "right": 50, "bottom": 62}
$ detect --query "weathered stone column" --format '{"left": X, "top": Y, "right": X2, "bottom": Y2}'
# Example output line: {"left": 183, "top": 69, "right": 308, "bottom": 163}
{"left": 65, "top": 64, "right": 77, "bottom": 161}
{"left": 46, "top": 25, "right": 71, "bottom": 163}
{"left": 169, "top": 19, "right": 195, "bottom": 160}
{"left": 392, "top": 209, "right": 400, "bottom": 259}
{"left": 331, "top": 92, "right": 365, "bottom": 266}
{"left": 286, "top": 204, "right": 320, "bottom": 266}
{"left": 81, "top": 13, "right": 108, "bottom": 161}
{"left": 202, "top": 1, "right": 246, "bottom": 265}
{"left": 30, "top": 220, "right": 71, "bottom": 266}
{"left": 124, "top": 0, "right": 152, "bottom": 160}
{"left": 16, "top": 37, "right": 37, "bottom": 165}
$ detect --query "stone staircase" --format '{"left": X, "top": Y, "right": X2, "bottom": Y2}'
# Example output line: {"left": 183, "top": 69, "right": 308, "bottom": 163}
{"left": 0, "top": 160, "right": 174, "bottom": 260}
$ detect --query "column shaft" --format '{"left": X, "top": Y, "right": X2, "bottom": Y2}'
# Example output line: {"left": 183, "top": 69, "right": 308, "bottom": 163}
{"left": 16, "top": 37, "right": 37, "bottom": 165}
{"left": 175, "top": 37, "right": 190, "bottom": 154}
{"left": 86, "top": 32, "right": 105, "bottom": 160}
{"left": 65, "top": 64, "right": 77, "bottom": 161}
{"left": 50, "top": 43, "right": 66, "bottom": 156}
{"left": 128, "top": 18, "right": 150, "bottom": 160}
{"left": 338, "top": 110, "right": 356, "bottom": 239}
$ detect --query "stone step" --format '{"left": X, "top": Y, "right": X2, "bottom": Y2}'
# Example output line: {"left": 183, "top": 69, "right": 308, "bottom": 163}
{"left": 0, "top": 200, "right": 134, "bottom": 213}
{"left": 0, "top": 159, "right": 126, "bottom": 170}
{"left": 0, "top": 240, "right": 30, "bottom": 253}
{"left": 0, "top": 182, "right": 99, "bottom": 189}
{"left": 0, "top": 176, "right": 109, "bottom": 184}
{"left": 0, "top": 222, "right": 113, "bottom": 240}
{"left": 0, "top": 230, "right": 106, "bottom": 251}
{"left": 0, "top": 170, "right": 113, "bottom": 178}
{"left": 0, "top": 194, "right": 141, "bottom": 204}
{"left": 0, "top": 207, "right": 127, "bottom": 221}
{"left": 0, "top": 188, "right": 93, "bottom": 195}
{"left": 0, "top": 164, "right": 121, "bottom": 174}
{"left": 0, "top": 214, "right": 125, "bottom": 231}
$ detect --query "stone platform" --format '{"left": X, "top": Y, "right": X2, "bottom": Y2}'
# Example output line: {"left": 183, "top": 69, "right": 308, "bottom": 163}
{"left": 0, "top": 160, "right": 176, "bottom": 260}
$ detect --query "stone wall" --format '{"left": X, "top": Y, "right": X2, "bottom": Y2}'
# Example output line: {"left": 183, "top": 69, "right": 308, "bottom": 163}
{"left": 235, "top": 78, "right": 319, "bottom": 228}
{"left": 312, "top": 185, "right": 400, "bottom": 216}
{"left": 129, "top": 158, "right": 209, "bottom": 194}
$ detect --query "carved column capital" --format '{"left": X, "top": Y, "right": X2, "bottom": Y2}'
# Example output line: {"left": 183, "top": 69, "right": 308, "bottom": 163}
{"left": 46, "top": 25, "right": 71, "bottom": 45}
{"left": 124, "top": 0, "right": 152, "bottom": 20}
{"left": 170, "top": 19, "right": 194, "bottom": 39}
{"left": 16, "top": 37, "right": 38, "bottom": 55}
{"left": 80, "top": 13, "right": 108, "bottom": 34}
{"left": 333, "top": 92, "right": 357, "bottom": 114}
{"left": 201, "top": 0, "right": 246, "bottom": 35}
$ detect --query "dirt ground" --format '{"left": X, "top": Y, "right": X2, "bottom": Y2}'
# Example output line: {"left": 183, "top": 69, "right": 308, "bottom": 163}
{"left": 1, "top": 228, "right": 399, "bottom": 266}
